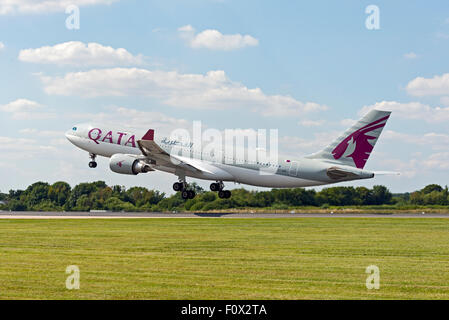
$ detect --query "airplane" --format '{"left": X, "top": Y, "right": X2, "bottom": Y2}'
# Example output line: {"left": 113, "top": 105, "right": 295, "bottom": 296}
{"left": 65, "top": 109, "right": 391, "bottom": 200}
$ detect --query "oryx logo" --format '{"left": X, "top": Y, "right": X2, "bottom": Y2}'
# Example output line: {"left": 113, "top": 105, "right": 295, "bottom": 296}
{"left": 117, "top": 161, "right": 125, "bottom": 168}
{"left": 332, "top": 115, "right": 389, "bottom": 169}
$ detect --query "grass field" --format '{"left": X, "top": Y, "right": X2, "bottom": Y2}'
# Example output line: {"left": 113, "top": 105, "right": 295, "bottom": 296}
{"left": 0, "top": 218, "right": 448, "bottom": 299}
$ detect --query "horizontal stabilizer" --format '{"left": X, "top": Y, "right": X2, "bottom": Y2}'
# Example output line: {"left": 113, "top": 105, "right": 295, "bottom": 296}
{"left": 373, "top": 171, "right": 401, "bottom": 176}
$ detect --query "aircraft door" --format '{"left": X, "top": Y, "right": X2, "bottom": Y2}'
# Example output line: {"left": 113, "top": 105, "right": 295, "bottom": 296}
{"left": 289, "top": 161, "right": 299, "bottom": 176}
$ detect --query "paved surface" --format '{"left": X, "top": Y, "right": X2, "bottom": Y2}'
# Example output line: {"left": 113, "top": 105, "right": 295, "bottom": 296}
{"left": 0, "top": 211, "right": 448, "bottom": 219}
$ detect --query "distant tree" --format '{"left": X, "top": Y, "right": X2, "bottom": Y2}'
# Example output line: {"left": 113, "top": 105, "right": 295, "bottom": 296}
{"left": 423, "top": 191, "right": 447, "bottom": 205}
{"left": 8, "top": 189, "right": 23, "bottom": 200}
{"left": 73, "top": 194, "right": 93, "bottom": 211}
{"left": 33, "top": 200, "right": 62, "bottom": 212}
{"left": 317, "top": 187, "right": 357, "bottom": 206}
{"left": 201, "top": 192, "right": 217, "bottom": 203}
{"left": 65, "top": 181, "right": 106, "bottom": 210}
{"left": 3, "top": 180, "right": 447, "bottom": 212}
{"left": 104, "top": 197, "right": 136, "bottom": 211}
{"left": 24, "top": 182, "right": 50, "bottom": 208}
{"left": 410, "top": 191, "right": 424, "bottom": 205}
{"left": 189, "top": 182, "right": 205, "bottom": 194}
{"left": 156, "top": 193, "right": 185, "bottom": 211}
{"left": 48, "top": 181, "right": 71, "bottom": 206}
{"left": 7, "top": 199, "right": 27, "bottom": 211}
{"left": 271, "top": 188, "right": 317, "bottom": 206}
{"left": 421, "top": 184, "right": 443, "bottom": 194}
{"left": 355, "top": 187, "right": 372, "bottom": 205}
{"left": 126, "top": 187, "right": 165, "bottom": 207}
{"left": 371, "top": 185, "right": 392, "bottom": 205}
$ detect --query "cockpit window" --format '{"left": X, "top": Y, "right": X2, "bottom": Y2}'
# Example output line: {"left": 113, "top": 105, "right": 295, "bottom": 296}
{"left": 72, "top": 127, "right": 77, "bottom": 131}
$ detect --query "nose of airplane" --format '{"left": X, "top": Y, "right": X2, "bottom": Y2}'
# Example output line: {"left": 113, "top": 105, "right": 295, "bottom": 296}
{"left": 65, "top": 130, "right": 73, "bottom": 141}
{"left": 65, "top": 126, "right": 78, "bottom": 142}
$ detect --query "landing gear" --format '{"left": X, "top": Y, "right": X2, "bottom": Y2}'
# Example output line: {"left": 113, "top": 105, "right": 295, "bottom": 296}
{"left": 210, "top": 182, "right": 223, "bottom": 192}
{"left": 173, "top": 182, "right": 185, "bottom": 192}
{"left": 174, "top": 178, "right": 196, "bottom": 200}
{"left": 218, "top": 190, "right": 231, "bottom": 199}
{"left": 181, "top": 190, "right": 196, "bottom": 200}
{"left": 88, "top": 153, "right": 97, "bottom": 168}
{"left": 211, "top": 181, "right": 231, "bottom": 199}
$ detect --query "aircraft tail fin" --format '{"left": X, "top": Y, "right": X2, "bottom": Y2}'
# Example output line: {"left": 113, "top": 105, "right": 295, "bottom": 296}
{"left": 306, "top": 109, "right": 391, "bottom": 169}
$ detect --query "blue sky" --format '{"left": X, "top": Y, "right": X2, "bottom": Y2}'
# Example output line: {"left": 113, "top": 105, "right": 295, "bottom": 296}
{"left": 1, "top": 0, "right": 449, "bottom": 194}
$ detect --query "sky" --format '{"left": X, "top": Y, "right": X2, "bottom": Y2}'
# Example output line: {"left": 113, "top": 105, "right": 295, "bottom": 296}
{"left": 1, "top": 0, "right": 449, "bottom": 194}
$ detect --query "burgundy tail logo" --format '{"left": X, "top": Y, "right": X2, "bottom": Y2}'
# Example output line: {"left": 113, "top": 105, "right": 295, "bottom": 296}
{"left": 332, "top": 115, "right": 389, "bottom": 169}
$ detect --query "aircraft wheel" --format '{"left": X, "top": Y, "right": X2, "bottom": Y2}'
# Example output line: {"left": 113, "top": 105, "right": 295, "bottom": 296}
{"left": 89, "top": 161, "right": 97, "bottom": 168}
{"left": 210, "top": 183, "right": 220, "bottom": 192}
{"left": 218, "top": 190, "right": 226, "bottom": 199}
{"left": 173, "top": 182, "right": 183, "bottom": 192}
{"left": 181, "top": 190, "right": 190, "bottom": 200}
{"left": 224, "top": 190, "right": 231, "bottom": 199}
{"left": 188, "top": 190, "right": 196, "bottom": 199}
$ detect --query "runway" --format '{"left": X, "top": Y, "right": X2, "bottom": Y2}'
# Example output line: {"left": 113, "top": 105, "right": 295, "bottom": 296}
{"left": 0, "top": 211, "right": 448, "bottom": 219}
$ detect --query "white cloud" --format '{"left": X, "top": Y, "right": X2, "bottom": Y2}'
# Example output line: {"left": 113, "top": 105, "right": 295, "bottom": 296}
{"left": 19, "top": 41, "right": 144, "bottom": 66}
{"left": 0, "top": 41, "right": 4, "bottom": 51}
{"left": 423, "top": 152, "right": 449, "bottom": 170}
{"left": 68, "top": 106, "right": 190, "bottom": 135}
{"left": 374, "top": 157, "right": 418, "bottom": 178}
{"left": 178, "top": 25, "right": 259, "bottom": 51}
{"left": 178, "top": 25, "right": 194, "bottom": 33}
{"left": 440, "top": 96, "right": 449, "bottom": 107}
{"left": 383, "top": 130, "right": 449, "bottom": 151}
{"left": 0, "top": 98, "right": 40, "bottom": 112}
{"left": 299, "top": 119, "right": 325, "bottom": 127}
{"left": 19, "top": 128, "right": 64, "bottom": 138}
{"left": 279, "top": 131, "right": 337, "bottom": 156}
{"left": 40, "top": 67, "right": 327, "bottom": 117}
{"left": 360, "top": 100, "right": 449, "bottom": 123}
{"left": 0, "top": 136, "right": 57, "bottom": 153}
{"left": 0, "top": 98, "right": 56, "bottom": 120}
{"left": 340, "top": 118, "right": 356, "bottom": 127}
{"left": 404, "top": 52, "right": 418, "bottom": 59}
{"left": 0, "top": 0, "right": 118, "bottom": 15}
{"left": 406, "top": 73, "right": 449, "bottom": 97}
{"left": 436, "top": 32, "right": 449, "bottom": 39}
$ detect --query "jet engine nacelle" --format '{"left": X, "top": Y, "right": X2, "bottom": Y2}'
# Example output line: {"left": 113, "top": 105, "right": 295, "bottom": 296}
{"left": 109, "top": 154, "right": 152, "bottom": 175}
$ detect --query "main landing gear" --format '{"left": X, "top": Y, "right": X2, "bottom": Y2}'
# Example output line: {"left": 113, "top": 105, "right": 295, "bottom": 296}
{"left": 173, "top": 181, "right": 196, "bottom": 200}
{"left": 88, "top": 153, "right": 97, "bottom": 168}
{"left": 210, "top": 182, "right": 231, "bottom": 199}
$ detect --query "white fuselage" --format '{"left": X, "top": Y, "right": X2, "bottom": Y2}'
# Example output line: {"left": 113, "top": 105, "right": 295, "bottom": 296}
{"left": 65, "top": 124, "right": 374, "bottom": 188}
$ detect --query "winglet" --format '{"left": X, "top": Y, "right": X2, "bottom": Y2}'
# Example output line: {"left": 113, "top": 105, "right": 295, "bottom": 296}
{"left": 142, "top": 129, "right": 154, "bottom": 141}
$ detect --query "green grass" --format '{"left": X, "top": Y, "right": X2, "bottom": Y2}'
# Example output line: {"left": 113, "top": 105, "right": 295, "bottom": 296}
{"left": 0, "top": 218, "right": 449, "bottom": 299}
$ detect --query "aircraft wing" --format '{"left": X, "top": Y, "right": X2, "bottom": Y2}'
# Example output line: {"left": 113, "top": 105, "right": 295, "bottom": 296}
{"left": 137, "top": 129, "right": 214, "bottom": 175}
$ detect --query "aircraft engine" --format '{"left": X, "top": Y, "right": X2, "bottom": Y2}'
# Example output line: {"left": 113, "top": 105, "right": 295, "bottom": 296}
{"left": 109, "top": 154, "right": 152, "bottom": 175}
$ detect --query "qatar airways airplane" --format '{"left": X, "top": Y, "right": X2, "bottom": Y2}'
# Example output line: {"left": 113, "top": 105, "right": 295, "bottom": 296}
{"left": 66, "top": 109, "right": 391, "bottom": 200}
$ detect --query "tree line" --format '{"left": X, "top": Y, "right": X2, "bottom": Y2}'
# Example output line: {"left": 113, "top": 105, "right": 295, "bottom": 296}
{"left": 0, "top": 181, "right": 447, "bottom": 212}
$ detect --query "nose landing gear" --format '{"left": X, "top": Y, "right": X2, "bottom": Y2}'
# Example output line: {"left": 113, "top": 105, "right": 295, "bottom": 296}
{"left": 88, "top": 153, "right": 97, "bottom": 168}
